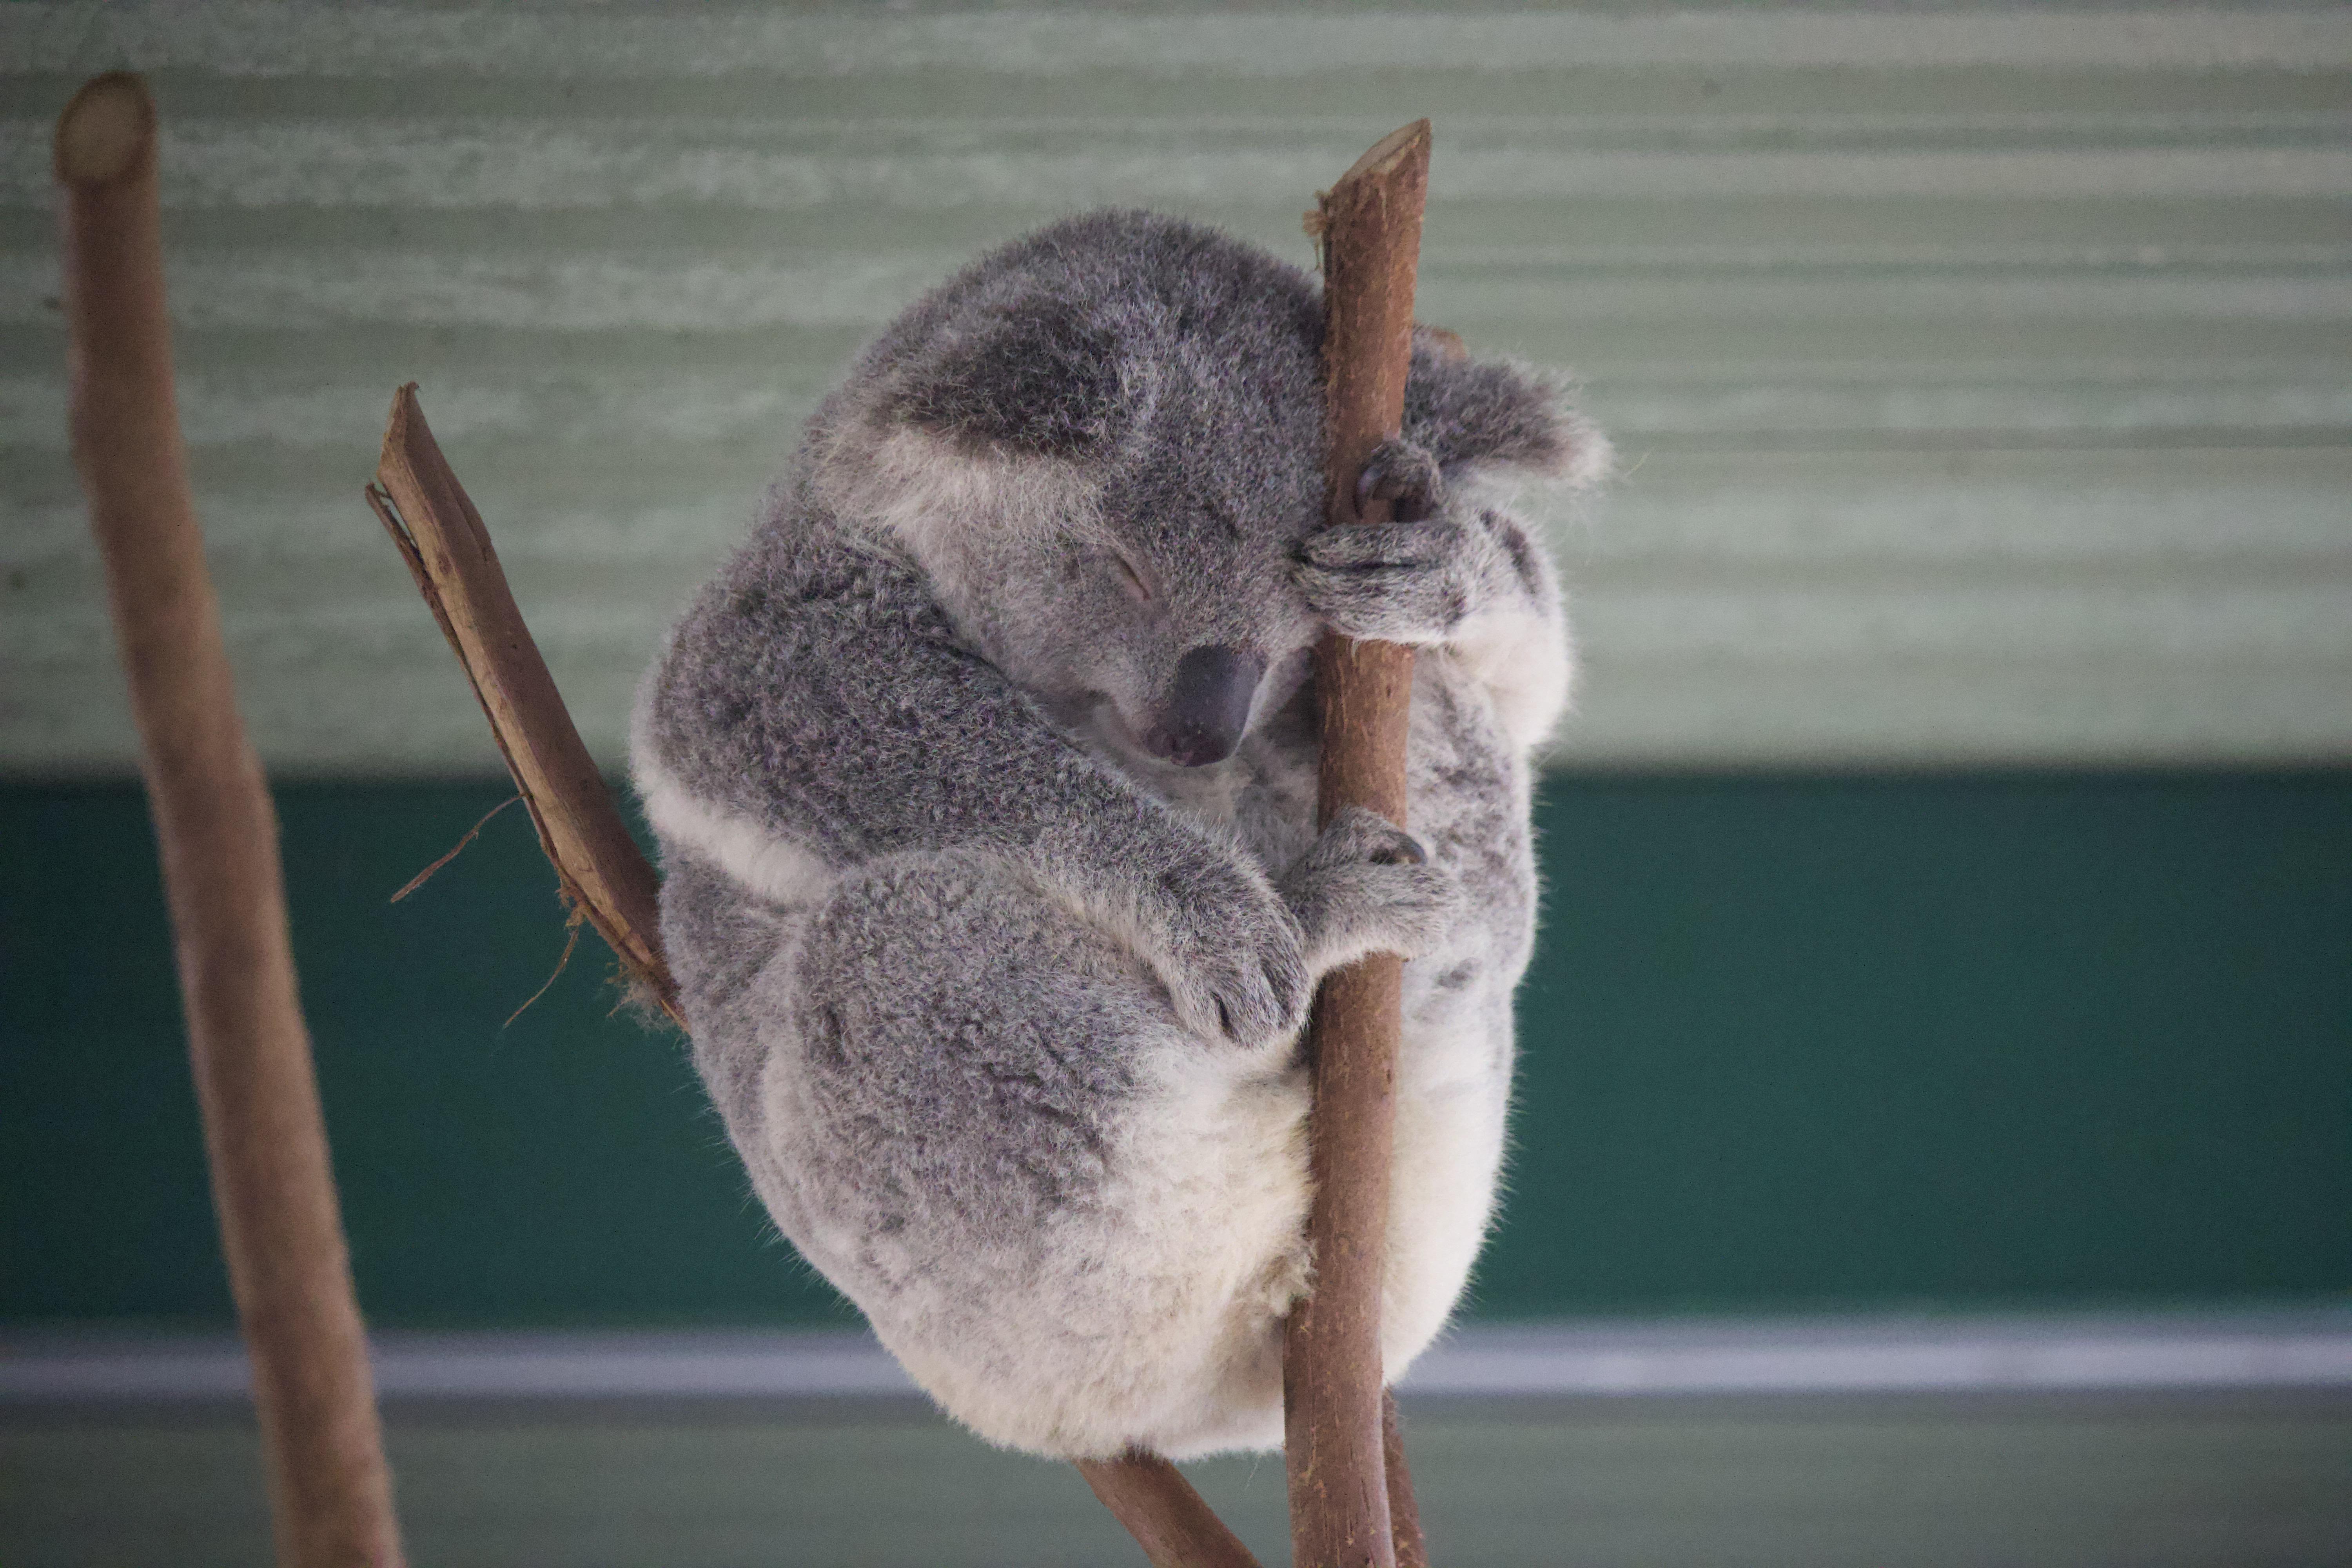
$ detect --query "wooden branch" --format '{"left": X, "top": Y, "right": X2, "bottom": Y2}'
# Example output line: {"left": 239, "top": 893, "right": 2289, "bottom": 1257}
{"left": 1079, "top": 1454, "right": 1263, "bottom": 1568}
{"left": 56, "top": 73, "right": 405, "bottom": 1568}
{"left": 1383, "top": 1391, "right": 1428, "bottom": 1568}
{"left": 369, "top": 387, "right": 1254, "bottom": 1565}
{"left": 367, "top": 385, "right": 680, "bottom": 1026}
{"left": 1284, "top": 118, "right": 1433, "bottom": 1568}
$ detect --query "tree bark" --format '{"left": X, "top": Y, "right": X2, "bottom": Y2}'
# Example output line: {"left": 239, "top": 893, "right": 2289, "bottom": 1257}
{"left": 1283, "top": 118, "right": 1434, "bottom": 1568}
{"left": 57, "top": 72, "right": 405, "bottom": 1568}
{"left": 1384, "top": 1391, "right": 1428, "bottom": 1568}
{"left": 368, "top": 385, "right": 679, "bottom": 1026}
{"left": 1079, "top": 1454, "right": 1264, "bottom": 1568}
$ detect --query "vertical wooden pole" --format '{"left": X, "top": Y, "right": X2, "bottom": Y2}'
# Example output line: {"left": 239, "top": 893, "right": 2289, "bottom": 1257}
{"left": 1283, "top": 119, "right": 1432, "bottom": 1568}
{"left": 57, "top": 73, "right": 405, "bottom": 1568}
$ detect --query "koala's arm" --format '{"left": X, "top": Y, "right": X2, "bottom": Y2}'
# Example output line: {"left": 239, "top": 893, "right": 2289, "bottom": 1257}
{"left": 635, "top": 509, "right": 1313, "bottom": 1047}
{"left": 1294, "top": 341, "right": 1603, "bottom": 753}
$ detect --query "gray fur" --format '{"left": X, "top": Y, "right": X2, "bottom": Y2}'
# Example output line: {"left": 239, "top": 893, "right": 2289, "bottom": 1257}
{"left": 633, "top": 209, "right": 1600, "bottom": 1459}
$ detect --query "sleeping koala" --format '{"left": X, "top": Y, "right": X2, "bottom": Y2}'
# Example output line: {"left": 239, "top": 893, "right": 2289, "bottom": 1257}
{"left": 632, "top": 209, "right": 1605, "bottom": 1461}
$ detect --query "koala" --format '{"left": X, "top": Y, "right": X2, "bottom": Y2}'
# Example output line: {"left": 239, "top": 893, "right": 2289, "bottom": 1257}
{"left": 631, "top": 210, "right": 1605, "bottom": 1461}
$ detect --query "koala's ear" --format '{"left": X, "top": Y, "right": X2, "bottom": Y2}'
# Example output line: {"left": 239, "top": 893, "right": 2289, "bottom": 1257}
{"left": 1402, "top": 328, "right": 1610, "bottom": 487}
{"left": 882, "top": 294, "right": 1127, "bottom": 459}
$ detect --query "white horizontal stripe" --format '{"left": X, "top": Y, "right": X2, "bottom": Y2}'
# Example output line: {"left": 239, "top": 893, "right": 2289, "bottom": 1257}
{"left": 0, "top": 373, "right": 828, "bottom": 454}
{"left": 1577, "top": 583, "right": 2352, "bottom": 662}
{"left": 0, "top": 254, "right": 928, "bottom": 330}
{"left": 13, "top": 454, "right": 2349, "bottom": 572}
{"left": 7, "top": 1314, "right": 2350, "bottom": 1405}
{"left": 5, "top": 128, "right": 2348, "bottom": 207}
{"left": 15, "top": 108, "right": 2343, "bottom": 166}
{"left": 1558, "top": 662, "right": 2352, "bottom": 768}
{"left": 11, "top": 656, "right": 2352, "bottom": 773}
{"left": 1586, "top": 382, "right": 2352, "bottom": 438}
{"left": 7, "top": 257, "right": 2348, "bottom": 333}
{"left": 1578, "top": 471, "right": 2352, "bottom": 566}
{"left": 8, "top": 374, "right": 2347, "bottom": 456}
{"left": 0, "top": 499, "right": 753, "bottom": 565}
{"left": 12, "top": 579, "right": 2352, "bottom": 666}
{"left": 1405, "top": 1314, "right": 2352, "bottom": 1398}
{"left": 5, "top": 7, "right": 2349, "bottom": 78}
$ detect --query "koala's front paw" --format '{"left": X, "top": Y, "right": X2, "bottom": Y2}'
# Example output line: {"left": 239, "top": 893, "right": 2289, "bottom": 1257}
{"left": 1296, "top": 512, "right": 1493, "bottom": 647}
{"left": 1298, "top": 440, "right": 1525, "bottom": 646}
{"left": 1279, "top": 807, "right": 1465, "bottom": 977}
{"left": 1149, "top": 855, "right": 1313, "bottom": 1051}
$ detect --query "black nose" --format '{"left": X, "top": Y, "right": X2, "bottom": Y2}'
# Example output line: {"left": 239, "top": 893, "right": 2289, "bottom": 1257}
{"left": 1144, "top": 645, "right": 1267, "bottom": 768}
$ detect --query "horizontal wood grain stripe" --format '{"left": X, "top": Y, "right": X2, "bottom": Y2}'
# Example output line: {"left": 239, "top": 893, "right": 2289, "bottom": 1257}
{"left": 6, "top": 129, "right": 2349, "bottom": 207}
{"left": 8, "top": 7, "right": 2351, "bottom": 77}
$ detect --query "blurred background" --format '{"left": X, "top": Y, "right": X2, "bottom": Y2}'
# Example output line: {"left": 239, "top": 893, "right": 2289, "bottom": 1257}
{"left": 3, "top": 2, "right": 2348, "bottom": 1563}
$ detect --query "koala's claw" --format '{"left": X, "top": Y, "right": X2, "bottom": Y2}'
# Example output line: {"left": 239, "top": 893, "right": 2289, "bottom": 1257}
{"left": 1182, "top": 941, "right": 1309, "bottom": 1052}
{"left": 1354, "top": 437, "right": 1446, "bottom": 523}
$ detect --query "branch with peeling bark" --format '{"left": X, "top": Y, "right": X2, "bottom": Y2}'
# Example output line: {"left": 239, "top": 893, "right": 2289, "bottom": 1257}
{"left": 1285, "top": 118, "right": 1436, "bottom": 1568}
{"left": 58, "top": 73, "right": 405, "bottom": 1568}
{"left": 367, "top": 385, "right": 680, "bottom": 1028}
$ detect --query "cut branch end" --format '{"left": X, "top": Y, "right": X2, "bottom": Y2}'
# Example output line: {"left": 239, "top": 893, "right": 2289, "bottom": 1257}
{"left": 1332, "top": 118, "right": 1431, "bottom": 193}
{"left": 54, "top": 73, "right": 153, "bottom": 187}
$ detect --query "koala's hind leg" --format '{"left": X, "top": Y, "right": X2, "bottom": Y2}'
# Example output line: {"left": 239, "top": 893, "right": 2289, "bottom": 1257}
{"left": 767, "top": 847, "right": 1312, "bottom": 1460}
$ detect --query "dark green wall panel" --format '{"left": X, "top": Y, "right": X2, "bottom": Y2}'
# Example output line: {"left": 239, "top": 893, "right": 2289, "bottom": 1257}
{"left": 1486, "top": 773, "right": 2352, "bottom": 1315}
{"left": 4, "top": 775, "right": 2346, "bottom": 1328}
{"left": 2, "top": 783, "right": 848, "bottom": 1328}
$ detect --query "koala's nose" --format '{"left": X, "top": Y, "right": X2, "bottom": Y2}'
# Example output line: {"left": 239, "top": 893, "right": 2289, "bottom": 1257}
{"left": 1145, "top": 645, "right": 1267, "bottom": 768}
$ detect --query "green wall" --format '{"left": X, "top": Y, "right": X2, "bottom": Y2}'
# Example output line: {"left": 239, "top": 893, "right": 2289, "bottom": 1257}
{"left": 4, "top": 774, "right": 2347, "bottom": 1328}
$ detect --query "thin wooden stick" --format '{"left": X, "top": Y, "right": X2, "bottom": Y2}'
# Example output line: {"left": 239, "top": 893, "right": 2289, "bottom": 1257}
{"left": 1284, "top": 118, "right": 1433, "bottom": 1568}
{"left": 366, "top": 385, "right": 680, "bottom": 1026}
{"left": 1079, "top": 1454, "right": 1263, "bottom": 1568}
{"left": 1383, "top": 1391, "right": 1428, "bottom": 1568}
{"left": 57, "top": 72, "right": 405, "bottom": 1568}
{"left": 368, "top": 387, "right": 1254, "bottom": 1566}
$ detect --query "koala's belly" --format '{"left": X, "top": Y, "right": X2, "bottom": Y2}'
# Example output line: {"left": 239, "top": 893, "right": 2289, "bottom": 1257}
{"left": 1122, "top": 668, "right": 1533, "bottom": 1388}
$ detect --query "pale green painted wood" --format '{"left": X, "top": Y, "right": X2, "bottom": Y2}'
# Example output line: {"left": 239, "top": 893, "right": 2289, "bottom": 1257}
{"left": 2, "top": 2, "right": 2348, "bottom": 771}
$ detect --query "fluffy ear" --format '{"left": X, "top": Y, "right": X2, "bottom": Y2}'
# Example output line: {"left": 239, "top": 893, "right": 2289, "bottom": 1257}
{"left": 881, "top": 293, "right": 1128, "bottom": 458}
{"left": 1401, "top": 328, "right": 1610, "bottom": 487}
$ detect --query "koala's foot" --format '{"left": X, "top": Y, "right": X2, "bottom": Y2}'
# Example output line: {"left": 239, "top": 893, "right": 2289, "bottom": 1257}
{"left": 1278, "top": 807, "right": 1464, "bottom": 978}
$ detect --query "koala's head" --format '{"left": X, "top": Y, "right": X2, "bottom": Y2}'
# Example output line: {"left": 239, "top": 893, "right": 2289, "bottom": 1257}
{"left": 806, "top": 209, "right": 1598, "bottom": 769}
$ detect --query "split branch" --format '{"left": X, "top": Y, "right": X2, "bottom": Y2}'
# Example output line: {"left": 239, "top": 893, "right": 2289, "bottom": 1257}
{"left": 367, "top": 385, "right": 679, "bottom": 1026}
{"left": 1284, "top": 119, "right": 1434, "bottom": 1568}
{"left": 369, "top": 389, "right": 1257, "bottom": 1567}
{"left": 57, "top": 73, "right": 405, "bottom": 1568}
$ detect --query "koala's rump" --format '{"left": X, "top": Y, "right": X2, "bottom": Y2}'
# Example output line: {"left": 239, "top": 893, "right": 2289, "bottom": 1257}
{"left": 714, "top": 846, "right": 1314, "bottom": 1459}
